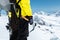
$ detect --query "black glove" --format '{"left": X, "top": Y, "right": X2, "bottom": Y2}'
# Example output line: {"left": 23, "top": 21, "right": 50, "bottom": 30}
{"left": 29, "top": 18, "right": 33, "bottom": 25}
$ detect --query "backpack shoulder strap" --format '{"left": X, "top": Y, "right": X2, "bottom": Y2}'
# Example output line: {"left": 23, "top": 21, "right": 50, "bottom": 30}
{"left": 16, "top": 0, "right": 21, "bottom": 18}
{"left": 17, "top": 0, "right": 21, "bottom": 4}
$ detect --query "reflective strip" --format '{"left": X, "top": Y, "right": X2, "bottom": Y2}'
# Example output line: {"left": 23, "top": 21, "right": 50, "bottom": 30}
{"left": 8, "top": 12, "right": 12, "bottom": 18}
{"left": 16, "top": 9, "right": 19, "bottom": 18}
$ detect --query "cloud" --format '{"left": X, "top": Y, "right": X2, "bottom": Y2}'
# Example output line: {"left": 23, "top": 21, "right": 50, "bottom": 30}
{"left": 0, "top": 0, "right": 9, "bottom": 6}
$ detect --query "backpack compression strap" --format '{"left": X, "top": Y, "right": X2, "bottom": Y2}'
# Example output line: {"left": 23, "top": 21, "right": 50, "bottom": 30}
{"left": 17, "top": 0, "right": 21, "bottom": 4}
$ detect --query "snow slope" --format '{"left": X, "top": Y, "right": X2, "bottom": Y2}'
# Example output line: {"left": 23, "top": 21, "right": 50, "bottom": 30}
{"left": 0, "top": 13, "right": 60, "bottom": 40}
{"left": 28, "top": 13, "right": 60, "bottom": 40}
{"left": 0, "top": 16, "right": 9, "bottom": 40}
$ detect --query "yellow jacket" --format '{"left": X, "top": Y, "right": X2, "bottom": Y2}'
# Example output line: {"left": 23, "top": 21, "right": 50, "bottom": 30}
{"left": 18, "top": 0, "right": 32, "bottom": 16}
{"left": 8, "top": 0, "right": 32, "bottom": 18}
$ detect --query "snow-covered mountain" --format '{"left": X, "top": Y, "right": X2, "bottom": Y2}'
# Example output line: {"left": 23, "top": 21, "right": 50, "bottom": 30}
{"left": 29, "top": 12, "right": 60, "bottom": 40}
{"left": 33, "top": 12, "right": 60, "bottom": 26}
{"left": 36, "top": 11, "right": 49, "bottom": 16}
{"left": 0, "top": 11, "right": 60, "bottom": 40}
{"left": 36, "top": 10, "right": 60, "bottom": 17}
{"left": 54, "top": 10, "right": 60, "bottom": 17}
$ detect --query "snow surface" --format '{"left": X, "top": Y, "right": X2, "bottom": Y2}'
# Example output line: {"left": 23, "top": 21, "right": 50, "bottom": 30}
{"left": 0, "top": 16, "right": 9, "bottom": 40}
{"left": 0, "top": 13, "right": 60, "bottom": 40}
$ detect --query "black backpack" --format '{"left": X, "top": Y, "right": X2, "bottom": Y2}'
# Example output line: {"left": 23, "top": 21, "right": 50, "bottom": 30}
{"left": 9, "top": 0, "right": 21, "bottom": 18}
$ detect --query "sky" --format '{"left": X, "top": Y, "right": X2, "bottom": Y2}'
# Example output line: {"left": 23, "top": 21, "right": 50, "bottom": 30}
{"left": 31, "top": 0, "right": 60, "bottom": 12}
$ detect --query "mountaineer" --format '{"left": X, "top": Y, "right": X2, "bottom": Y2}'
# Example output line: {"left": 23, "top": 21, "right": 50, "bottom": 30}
{"left": 8, "top": 0, "right": 33, "bottom": 40}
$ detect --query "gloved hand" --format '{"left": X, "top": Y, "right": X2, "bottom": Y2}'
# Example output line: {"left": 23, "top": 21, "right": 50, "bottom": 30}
{"left": 29, "top": 18, "right": 33, "bottom": 25}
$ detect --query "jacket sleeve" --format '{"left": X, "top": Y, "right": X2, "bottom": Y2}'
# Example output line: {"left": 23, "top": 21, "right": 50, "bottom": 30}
{"left": 18, "top": 0, "right": 32, "bottom": 16}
